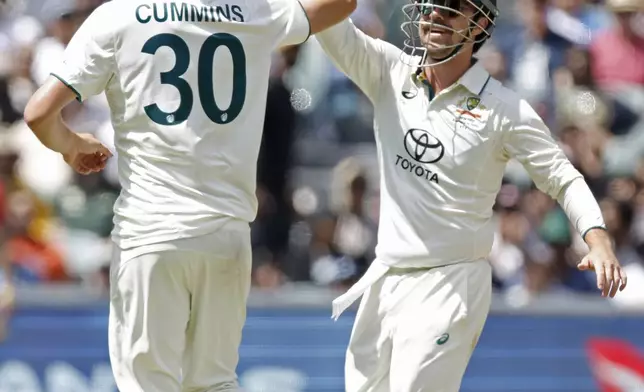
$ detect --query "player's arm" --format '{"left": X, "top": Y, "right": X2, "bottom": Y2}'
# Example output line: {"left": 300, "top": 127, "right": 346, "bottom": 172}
{"left": 269, "top": 0, "right": 356, "bottom": 47}
{"left": 300, "top": 0, "right": 357, "bottom": 35}
{"left": 315, "top": 17, "right": 392, "bottom": 102}
{"left": 24, "top": 79, "right": 83, "bottom": 155}
{"left": 503, "top": 99, "right": 627, "bottom": 297}
{"left": 24, "top": 3, "right": 115, "bottom": 173}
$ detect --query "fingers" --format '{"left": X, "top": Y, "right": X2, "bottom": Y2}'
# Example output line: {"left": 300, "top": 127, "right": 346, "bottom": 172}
{"left": 74, "top": 153, "right": 108, "bottom": 175}
{"left": 96, "top": 144, "right": 113, "bottom": 159}
{"left": 595, "top": 262, "right": 607, "bottom": 297}
{"left": 76, "top": 162, "right": 93, "bottom": 175}
{"left": 618, "top": 267, "right": 628, "bottom": 292}
{"left": 65, "top": 135, "right": 113, "bottom": 174}
{"left": 581, "top": 252, "right": 627, "bottom": 298}
{"left": 77, "top": 133, "right": 113, "bottom": 158}
{"left": 597, "top": 263, "right": 628, "bottom": 298}
{"left": 606, "top": 265, "right": 618, "bottom": 298}
{"left": 604, "top": 264, "right": 613, "bottom": 297}
{"left": 577, "top": 257, "right": 592, "bottom": 271}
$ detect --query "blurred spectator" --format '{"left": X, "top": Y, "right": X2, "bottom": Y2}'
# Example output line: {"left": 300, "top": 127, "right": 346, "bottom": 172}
{"left": 7, "top": 106, "right": 73, "bottom": 200}
{"left": 52, "top": 172, "right": 116, "bottom": 280}
{"left": 328, "top": 158, "right": 376, "bottom": 277}
{"left": 252, "top": 248, "right": 287, "bottom": 290}
{"left": 547, "top": 0, "right": 611, "bottom": 45}
{"left": 254, "top": 46, "right": 302, "bottom": 262}
{"left": 308, "top": 212, "right": 357, "bottom": 290}
{"left": 4, "top": 190, "right": 68, "bottom": 284}
{"left": 479, "top": 45, "right": 508, "bottom": 83}
{"left": 0, "top": 0, "right": 42, "bottom": 124}
{"left": 489, "top": 193, "right": 530, "bottom": 292}
{"left": 31, "top": 0, "right": 91, "bottom": 86}
{"left": 307, "top": 158, "right": 376, "bottom": 290}
{"left": 495, "top": 0, "right": 576, "bottom": 126}
{"left": 590, "top": 0, "right": 644, "bottom": 90}
{"left": 554, "top": 47, "right": 612, "bottom": 131}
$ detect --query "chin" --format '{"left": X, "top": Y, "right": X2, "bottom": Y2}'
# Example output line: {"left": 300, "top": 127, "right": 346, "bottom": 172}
{"left": 423, "top": 46, "right": 453, "bottom": 60}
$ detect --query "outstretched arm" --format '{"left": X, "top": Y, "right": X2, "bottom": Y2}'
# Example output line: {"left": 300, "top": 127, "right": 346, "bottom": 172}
{"left": 504, "top": 99, "right": 627, "bottom": 297}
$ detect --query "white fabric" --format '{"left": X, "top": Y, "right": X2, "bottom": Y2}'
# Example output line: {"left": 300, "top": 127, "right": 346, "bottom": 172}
{"left": 331, "top": 259, "right": 389, "bottom": 319}
{"left": 53, "top": 0, "right": 310, "bottom": 251}
{"left": 316, "top": 20, "right": 585, "bottom": 269}
{"left": 344, "top": 259, "right": 492, "bottom": 392}
{"left": 557, "top": 178, "right": 606, "bottom": 237}
{"left": 108, "top": 222, "right": 252, "bottom": 392}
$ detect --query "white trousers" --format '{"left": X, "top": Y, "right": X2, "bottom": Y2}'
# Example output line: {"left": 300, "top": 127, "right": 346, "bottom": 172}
{"left": 108, "top": 225, "right": 251, "bottom": 392}
{"left": 344, "top": 259, "right": 492, "bottom": 392}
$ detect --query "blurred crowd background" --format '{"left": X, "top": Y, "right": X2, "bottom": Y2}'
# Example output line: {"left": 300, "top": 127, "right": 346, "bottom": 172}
{"left": 0, "top": 0, "right": 643, "bottom": 315}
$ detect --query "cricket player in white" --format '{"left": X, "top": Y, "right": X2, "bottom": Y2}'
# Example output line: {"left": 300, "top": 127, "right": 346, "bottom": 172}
{"left": 317, "top": 0, "right": 629, "bottom": 390}
{"left": 22, "top": 0, "right": 357, "bottom": 391}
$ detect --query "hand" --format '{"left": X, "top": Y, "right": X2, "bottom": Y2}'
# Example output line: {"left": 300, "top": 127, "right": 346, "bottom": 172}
{"left": 577, "top": 244, "right": 628, "bottom": 298}
{"left": 63, "top": 133, "right": 113, "bottom": 175}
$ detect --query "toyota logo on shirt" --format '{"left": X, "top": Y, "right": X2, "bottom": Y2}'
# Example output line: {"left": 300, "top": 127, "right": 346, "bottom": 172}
{"left": 403, "top": 128, "right": 445, "bottom": 164}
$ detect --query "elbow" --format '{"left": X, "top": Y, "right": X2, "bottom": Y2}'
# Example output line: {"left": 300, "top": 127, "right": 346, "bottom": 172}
{"left": 23, "top": 96, "right": 48, "bottom": 131}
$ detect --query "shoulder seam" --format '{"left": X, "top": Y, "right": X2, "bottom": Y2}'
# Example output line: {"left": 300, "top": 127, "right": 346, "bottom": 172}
{"left": 296, "top": 1, "right": 311, "bottom": 43}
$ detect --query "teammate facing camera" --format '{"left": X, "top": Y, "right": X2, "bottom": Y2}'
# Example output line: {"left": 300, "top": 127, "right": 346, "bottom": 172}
{"left": 315, "top": 0, "right": 627, "bottom": 391}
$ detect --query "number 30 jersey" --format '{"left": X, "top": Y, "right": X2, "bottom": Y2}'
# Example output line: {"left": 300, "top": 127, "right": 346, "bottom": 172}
{"left": 52, "top": 0, "right": 309, "bottom": 250}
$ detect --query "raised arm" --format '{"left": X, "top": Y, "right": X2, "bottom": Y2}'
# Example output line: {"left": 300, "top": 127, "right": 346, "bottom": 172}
{"left": 315, "top": 18, "right": 390, "bottom": 102}
{"left": 268, "top": 0, "right": 357, "bottom": 47}
{"left": 300, "top": 0, "right": 357, "bottom": 34}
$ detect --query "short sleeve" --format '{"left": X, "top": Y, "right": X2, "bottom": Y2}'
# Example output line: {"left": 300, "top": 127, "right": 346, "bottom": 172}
{"left": 268, "top": 0, "right": 311, "bottom": 47}
{"left": 51, "top": 3, "right": 116, "bottom": 102}
{"left": 503, "top": 99, "right": 583, "bottom": 198}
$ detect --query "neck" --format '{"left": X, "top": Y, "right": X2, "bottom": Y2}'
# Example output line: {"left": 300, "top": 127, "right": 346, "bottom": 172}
{"left": 422, "top": 50, "right": 474, "bottom": 95}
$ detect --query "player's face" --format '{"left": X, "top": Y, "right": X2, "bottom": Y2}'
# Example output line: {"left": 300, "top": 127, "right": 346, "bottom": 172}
{"left": 416, "top": 0, "right": 484, "bottom": 59}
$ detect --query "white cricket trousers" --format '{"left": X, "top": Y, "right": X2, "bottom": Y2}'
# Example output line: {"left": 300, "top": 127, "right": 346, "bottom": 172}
{"left": 345, "top": 259, "right": 492, "bottom": 392}
{"left": 108, "top": 224, "right": 251, "bottom": 392}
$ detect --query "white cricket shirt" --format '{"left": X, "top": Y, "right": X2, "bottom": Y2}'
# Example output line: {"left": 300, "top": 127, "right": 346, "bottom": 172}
{"left": 317, "top": 20, "right": 587, "bottom": 269}
{"left": 53, "top": 0, "right": 310, "bottom": 251}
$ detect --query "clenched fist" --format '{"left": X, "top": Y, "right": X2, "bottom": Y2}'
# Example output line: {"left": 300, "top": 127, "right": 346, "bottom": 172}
{"left": 63, "top": 133, "right": 113, "bottom": 175}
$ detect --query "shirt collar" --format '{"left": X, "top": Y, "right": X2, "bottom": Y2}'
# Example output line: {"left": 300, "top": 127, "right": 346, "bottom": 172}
{"left": 411, "top": 58, "right": 492, "bottom": 97}
{"left": 457, "top": 59, "right": 492, "bottom": 96}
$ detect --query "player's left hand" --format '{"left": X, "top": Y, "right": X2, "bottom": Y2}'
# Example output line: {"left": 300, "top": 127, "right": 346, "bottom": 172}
{"left": 577, "top": 246, "right": 628, "bottom": 298}
{"left": 63, "top": 133, "right": 113, "bottom": 175}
